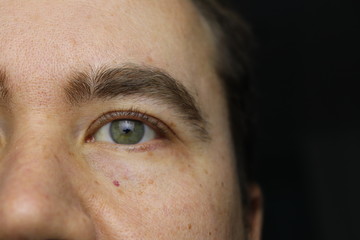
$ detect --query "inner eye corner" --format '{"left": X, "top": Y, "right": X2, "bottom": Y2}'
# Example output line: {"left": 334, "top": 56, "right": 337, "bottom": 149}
{"left": 85, "top": 135, "right": 95, "bottom": 143}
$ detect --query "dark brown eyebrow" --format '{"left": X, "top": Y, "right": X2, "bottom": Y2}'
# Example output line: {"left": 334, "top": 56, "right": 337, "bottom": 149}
{"left": 0, "top": 68, "right": 10, "bottom": 103}
{"left": 64, "top": 64, "right": 210, "bottom": 141}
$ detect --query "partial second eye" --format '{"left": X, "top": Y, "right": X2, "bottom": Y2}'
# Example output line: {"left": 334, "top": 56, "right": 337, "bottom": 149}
{"left": 94, "top": 119, "right": 157, "bottom": 145}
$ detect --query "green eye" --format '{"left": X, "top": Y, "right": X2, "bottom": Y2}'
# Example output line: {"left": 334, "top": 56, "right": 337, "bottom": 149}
{"left": 110, "top": 120, "right": 145, "bottom": 144}
{"left": 94, "top": 119, "right": 157, "bottom": 145}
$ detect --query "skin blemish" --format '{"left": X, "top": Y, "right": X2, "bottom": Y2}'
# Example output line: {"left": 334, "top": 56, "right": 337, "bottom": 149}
{"left": 112, "top": 180, "right": 120, "bottom": 187}
{"left": 146, "top": 55, "right": 153, "bottom": 63}
{"left": 148, "top": 179, "right": 154, "bottom": 185}
{"left": 188, "top": 224, "right": 192, "bottom": 230}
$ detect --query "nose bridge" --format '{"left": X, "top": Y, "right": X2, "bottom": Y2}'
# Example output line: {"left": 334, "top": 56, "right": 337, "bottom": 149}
{"left": 0, "top": 137, "right": 66, "bottom": 199}
{"left": 2, "top": 112, "right": 74, "bottom": 182}
{"left": 0, "top": 121, "right": 66, "bottom": 194}
{"left": 0, "top": 121, "right": 69, "bottom": 197}
{"left": 0, "top": 122, "right": 96, "bottom": 239}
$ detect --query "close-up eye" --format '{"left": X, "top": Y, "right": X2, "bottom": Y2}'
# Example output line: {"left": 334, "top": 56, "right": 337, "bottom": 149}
{"left": 93, "top": 119, "right": 157, "bottom": 145}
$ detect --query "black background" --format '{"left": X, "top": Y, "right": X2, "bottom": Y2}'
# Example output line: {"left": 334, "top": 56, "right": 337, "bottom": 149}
{"left": 229, "top": 0, "right": 360, "bottom": 239}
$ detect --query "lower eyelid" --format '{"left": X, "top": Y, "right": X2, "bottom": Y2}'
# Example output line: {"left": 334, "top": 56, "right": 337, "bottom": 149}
{"left": 87, "top": 138, "right": 168, "bottom": 153}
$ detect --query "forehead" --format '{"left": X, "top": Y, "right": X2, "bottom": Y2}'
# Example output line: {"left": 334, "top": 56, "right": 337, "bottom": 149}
{"left": 0, "top": 0, "right": 217, "bottom": 96}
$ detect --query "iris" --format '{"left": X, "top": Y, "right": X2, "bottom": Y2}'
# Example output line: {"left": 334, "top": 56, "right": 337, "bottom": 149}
{"left": 110, "top": 120, "right": 145, "bottom": 144}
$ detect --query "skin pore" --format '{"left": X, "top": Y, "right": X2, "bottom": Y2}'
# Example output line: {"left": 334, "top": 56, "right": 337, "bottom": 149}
{"left": 0, "top": 0, "right": 261, "bottom": 239}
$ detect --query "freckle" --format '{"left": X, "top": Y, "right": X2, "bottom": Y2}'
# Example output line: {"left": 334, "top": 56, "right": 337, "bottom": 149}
{"left": 70, "top": 38, "right": 77, "bottom": 47}
{"left": 187, "top": 164, "right": 191, "bottom": 168}
{"left": 146, "top": 56, "right": 153, "bottom": 62}
{"left": 209, "top": 231, "right": 212, "bottom": 236}
{"left": 204, "top": 169, "right": 208, "bottom": 174}
{"left": 147, "top": 152, "right": 154, "bottom": 157}
{"left": 148, "top": 179, "right": 154, "bottom": 185}
{"left": 221, "top": 182, "right": 224, "bottom": 187}
{"left": 95, "top": 180, "right": 100, "bottom": 185}
{"left": 188, "top": 224, "right": 192, "bottom": 230}
{"left": 112, "top": 180, "right": 120, "bottom": 187}
{"left": 199, "top": 184, "right": 203, "bottom": 188}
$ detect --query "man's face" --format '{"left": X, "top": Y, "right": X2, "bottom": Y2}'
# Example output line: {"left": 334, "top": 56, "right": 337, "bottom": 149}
{"left": 0, "top": 0, "right": 252, "bottom": 239}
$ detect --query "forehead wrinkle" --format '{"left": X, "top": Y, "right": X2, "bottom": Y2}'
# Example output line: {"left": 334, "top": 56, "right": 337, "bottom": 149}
{"left": 64, "top": 64, "right": 210, "bottom": 141}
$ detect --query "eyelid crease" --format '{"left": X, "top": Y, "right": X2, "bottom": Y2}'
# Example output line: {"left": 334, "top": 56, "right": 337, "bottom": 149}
{"left": 85, "top": 108, "right": 178, "bottom": 143}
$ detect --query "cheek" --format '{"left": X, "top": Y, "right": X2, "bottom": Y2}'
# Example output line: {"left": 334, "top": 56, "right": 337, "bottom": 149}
{"left": 143, "top": 170, "right": 232, "bottom": 234}
{"left": 80, "top": 147, "right": 239, "bottom": 239}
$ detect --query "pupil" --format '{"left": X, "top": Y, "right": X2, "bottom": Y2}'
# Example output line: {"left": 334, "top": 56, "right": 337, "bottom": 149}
{"left": 123, "top": 128, "right": 131, "bottom": 134}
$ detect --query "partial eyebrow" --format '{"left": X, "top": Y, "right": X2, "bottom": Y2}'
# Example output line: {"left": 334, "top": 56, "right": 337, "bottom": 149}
{"left": 64, "top": 64, "right": 210, "bottom": 141}
{"left": 0, "top": 68, "right": 10, "bottom": 103}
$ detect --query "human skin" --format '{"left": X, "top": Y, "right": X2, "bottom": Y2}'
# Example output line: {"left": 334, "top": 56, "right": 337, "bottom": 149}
{"left": 0, "top": 0, "right": 261, "bottom": 239}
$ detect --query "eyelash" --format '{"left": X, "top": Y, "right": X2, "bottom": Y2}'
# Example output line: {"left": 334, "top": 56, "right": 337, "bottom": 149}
{"left": 85, "top": 109, "right": 172, "bottom": 144}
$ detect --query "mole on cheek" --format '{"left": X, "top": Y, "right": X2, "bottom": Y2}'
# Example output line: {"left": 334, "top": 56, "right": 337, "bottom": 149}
{"left": 112, "top": 180, "right": 120, "bottom": 187}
